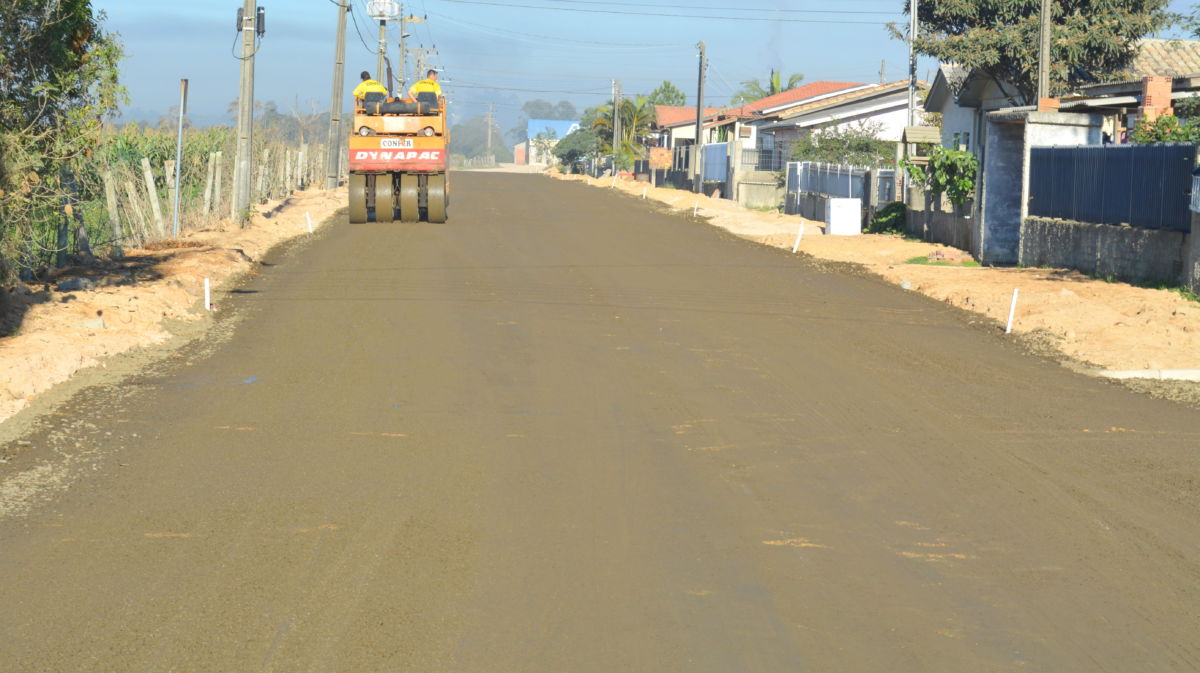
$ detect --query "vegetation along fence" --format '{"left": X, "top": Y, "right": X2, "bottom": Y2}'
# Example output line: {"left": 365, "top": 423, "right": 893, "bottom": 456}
{"left": 2, "top": 121, "right": 336, "bottom": 282}
{"left": 1028, "top": 143, "right": 1196, "bottom": 233}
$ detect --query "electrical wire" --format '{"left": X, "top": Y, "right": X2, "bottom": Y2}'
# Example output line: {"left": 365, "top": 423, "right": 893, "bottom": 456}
{"left": 428, "top": 11, "right": 689, "bottom": 49}
{"left": 440, "top": 0, "right": 892, "bottom": 24}
{"left": 542, "top": 0, "right": 897, "bottom": 15}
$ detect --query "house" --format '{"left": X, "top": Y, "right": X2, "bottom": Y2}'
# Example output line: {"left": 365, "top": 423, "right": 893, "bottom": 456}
{"left": 521, "top": 118, "right": 581, "bottom": 166}
{"left": 925, "top": 38, "right": 1200, "bottom": 152}
{"left": 699, "top": 81, "right": 869, "bottom": 148}
{"left": 652, "top": 105, "right": 721, "bottom": 149}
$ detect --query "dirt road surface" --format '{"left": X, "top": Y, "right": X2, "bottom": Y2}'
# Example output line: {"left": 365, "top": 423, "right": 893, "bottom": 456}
{"left": 2, "top": 173, "right": 1199, "bottom": 672}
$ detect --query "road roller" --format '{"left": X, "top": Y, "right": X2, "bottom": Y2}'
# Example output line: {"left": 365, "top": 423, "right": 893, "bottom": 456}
{"left": 347, "top": 91, "right": 449, "bottom": 223}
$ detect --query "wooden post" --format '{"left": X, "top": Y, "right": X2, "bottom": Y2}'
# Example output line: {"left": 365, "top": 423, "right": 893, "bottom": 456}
{"left": 298, "top": 144, "right": 308, "bottom": 189}
{"left": 203, "top": 152, "right": 216, "bottom": 215}
{"left": 284, "top": 149, "right": 294, "bottom": 194}
{"left": 67, "top": 174, "right": 92, "bottom": 262}
{"left": 213, "top": 151, "right": 224, "bottom": 216}
{"left": 124, "top": 180, "right": 150, "bottom": 245}
{"left": 164, "top": 159, "right": 178, "bottom": 235}
{"left": 56, "top": 195, "right": 70, "bottom": 268}
{"left": 103, "top": 171, "right": 123, "bottom": 258}
{"left": 140, "top": 157, "right": 165, "bottom": 236}
{"left": 256, "top": 148, "right": 270, "bottom": 203}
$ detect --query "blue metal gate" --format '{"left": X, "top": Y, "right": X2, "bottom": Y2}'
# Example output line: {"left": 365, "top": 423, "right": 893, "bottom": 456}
{"left": 1028, "top": 143, "right": 1196, "bottom": 232}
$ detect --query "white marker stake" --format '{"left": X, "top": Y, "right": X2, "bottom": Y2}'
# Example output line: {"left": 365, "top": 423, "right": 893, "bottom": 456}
{"left": 611, "top": 174, "right": 617, "bottom": 188}
{"left": 204, "top": 277, "right": 211, "bottom": 311}
{"left": 693, "top": 201, "right": 698, "bottom": 217}
{"left": 305, "top": 211, "right": 314, "bottom": 233}
{"left": 642, "top": 187, "right": 647, "bottom": 199}
{"left": 791, "top": 223, "right": 806, "bottom": 253}
{"left": 1005, "top": 288, "right": 1019, "bottom": 334}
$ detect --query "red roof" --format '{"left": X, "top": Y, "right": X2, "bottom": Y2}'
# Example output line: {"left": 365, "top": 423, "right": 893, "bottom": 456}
{"left": 714, "top": 81, "right": 866, "bottom": 120}
{"left": 655, "top": 105, "right": 722, "bottom": 128}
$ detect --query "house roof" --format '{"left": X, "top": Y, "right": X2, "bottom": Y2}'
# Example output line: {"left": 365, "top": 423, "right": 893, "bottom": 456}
{"left": 775, "top": 80, "right": 925, "bottom": 121}
{"left": 714, "top": 81, "right": 866, "bottom": 120}
{"left": 1128, "top": 38, "right": 1200, "bottom": 78}
{"left": 901, "top": 126, "right": 941, "bottom": 144}
{"left": 654, "top": 105, "right": 721, "bottom": 128}
{"left": 925, "top": 64, "right": 969, "bottom": 112}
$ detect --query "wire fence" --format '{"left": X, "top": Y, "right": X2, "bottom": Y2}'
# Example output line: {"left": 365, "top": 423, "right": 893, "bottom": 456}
{"left": 5, "top": 124, "right": 340, "bottom": 280}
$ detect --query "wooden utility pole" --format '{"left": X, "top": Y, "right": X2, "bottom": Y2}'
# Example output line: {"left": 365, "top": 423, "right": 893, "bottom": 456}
{"left": 693, "top": 41, "right": 706, "bottom": 194}
{"left": 326, "top": 0, "right": 349, "bottom": 189}
{"left": 1037, "top": 0, "right": 1052, "bottom": 100}
{"left": 907, "top": 0, "right": 918, "bottom": 126}
{"left": 232, "top": 0, "right": 258, "bottom": 222}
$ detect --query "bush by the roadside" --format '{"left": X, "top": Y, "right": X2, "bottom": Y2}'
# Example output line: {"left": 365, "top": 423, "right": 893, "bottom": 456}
{"left": 868, "top": 201, "right": 906, "bottom": 234}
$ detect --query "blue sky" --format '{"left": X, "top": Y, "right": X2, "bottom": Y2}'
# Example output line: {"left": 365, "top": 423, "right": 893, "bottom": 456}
{"left": 97, "top": 0, "right": 1194, "bottom": 130}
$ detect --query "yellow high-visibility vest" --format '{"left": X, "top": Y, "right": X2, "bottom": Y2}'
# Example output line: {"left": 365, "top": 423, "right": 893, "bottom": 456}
{"left": 408, "top": 78, "right": 442, "bottom": 98}
{"left": 353, "top": 79, "right": 388, "bottom": 99}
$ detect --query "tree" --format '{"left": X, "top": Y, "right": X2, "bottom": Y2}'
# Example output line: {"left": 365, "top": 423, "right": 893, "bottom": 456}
{"left": 731, "top": 69, "right": 804, "bottom": 105}
{"left": 553, "top": 128, "right": 598, "bottom": 172}
{"left": 648, "top": 80, "right": 687, "bottom": 106}
{"left": 508, "top": 99, "right": 578, "bottom": 141}
{"left": 0, "top": 1, "right": 125, "bottom": 278}
{"left": 591, "top": 95, "right": 656, "bottom": 169}
{"left": 450, "top": 115, "right": 514, "bottom": 162}
{"left": 789, "top": 120, "right": 894, "bottom": 167}
{"left": 902, "top": 0, "right": 1171, "bottom": 106}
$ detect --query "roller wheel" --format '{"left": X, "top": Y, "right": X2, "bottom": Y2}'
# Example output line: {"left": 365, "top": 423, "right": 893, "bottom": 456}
{"left": 399, "top": 174, "right": 420, "bottom": 222}
{"left": 375, "top": 175, "right": 395, "bottom": 223}
{"left": 348, "top": 173, "right": 368, "bottom": 223}
{"left": 427, "top": 173, "right": 447, "bottom": 223}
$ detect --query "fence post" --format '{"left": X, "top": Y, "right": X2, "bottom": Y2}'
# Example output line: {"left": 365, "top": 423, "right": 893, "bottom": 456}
{"left": 123, "top": 180, "right": 150, "bottom": 244}
{"left": 103, "top": 171, "right": 123, "bottom": 258}
{"left": 213, "top": 151, "right": 224, "bottom": 217}
{"left": 257, "top": 148, "right": 270, "bottom": 203}
{"left": 140, "top": 157, "right": 165, "bottom": 236}
{"left": 203, "top": 152, "right": 216, "bottom": 215}
{"left": 164, "top": 159, "right": 177, "bottom": 234}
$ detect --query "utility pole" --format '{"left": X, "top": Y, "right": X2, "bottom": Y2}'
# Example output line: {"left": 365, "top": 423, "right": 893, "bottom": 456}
{"left": 486, "top": 103, "right": 494, "bottom": 157}
{"left": 612, "top": 79, "right": 622, "bottom": 173}
{"left": 326, "top": 0, "right": 349, "bottom": 189}
{"left": 409, "top": 47, "right": 436, "bottom": 79}
{"left": 692, "top": 40, "right": 706, "bottom": 194}
{"left": 368, "top": 1, "right": 399, "bottom": 85}
{"left": 231, "top": 0, "right": 258, "bottom": 222}
{"left": 1037, "top": 0, "right": 1052, "bottom": 101}
{"left": 907, "top": 0, "right": 918, "bottom": 126}
{"left": 398, "top": 10, "right": 426, "bottom": 92}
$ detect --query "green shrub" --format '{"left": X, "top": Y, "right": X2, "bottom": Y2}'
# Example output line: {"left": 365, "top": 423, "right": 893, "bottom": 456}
{"left": 869, "top": 201, "right": 906, "bottom": 234}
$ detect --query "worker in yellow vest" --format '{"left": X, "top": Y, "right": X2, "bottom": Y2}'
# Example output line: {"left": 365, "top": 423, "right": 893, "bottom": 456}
{"left": 407, "top": 69, "right": 442, "bottom": 99}
{"left": 352, "top": 71, "right": 388, "bottom": 100}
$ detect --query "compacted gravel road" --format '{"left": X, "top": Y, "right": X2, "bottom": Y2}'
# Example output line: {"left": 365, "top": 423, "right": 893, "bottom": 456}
{"left": 2, "top": 172, "right": 1199, "bottom": 672}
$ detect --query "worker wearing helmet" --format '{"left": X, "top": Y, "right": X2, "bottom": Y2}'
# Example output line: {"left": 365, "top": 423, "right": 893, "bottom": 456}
{"left": 352, "top": 71, "right": 389, "bottom": 100}
{"left": 407, "top": 70, "right": 442, "bottom": 99}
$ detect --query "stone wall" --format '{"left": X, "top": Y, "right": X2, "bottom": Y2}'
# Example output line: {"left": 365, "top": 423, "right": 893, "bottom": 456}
{"left": 734, "top": 170, "right": 785, "bottom": 209}
{"left": 1020, "top": 217, "right": 1188, "bottom": 286}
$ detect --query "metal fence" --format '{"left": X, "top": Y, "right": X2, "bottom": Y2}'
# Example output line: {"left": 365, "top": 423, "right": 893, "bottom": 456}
{"left": 741, "top": 147, "right": 790, "bottom": 172}
{"left": 702, "top": 143, "right": 729, "bottom": 183}
{"left": 1028, "top": 143, "right": 1196, "bottom": 232}
{"left": 787, "top": 162, "right": 869, "bottom": 199}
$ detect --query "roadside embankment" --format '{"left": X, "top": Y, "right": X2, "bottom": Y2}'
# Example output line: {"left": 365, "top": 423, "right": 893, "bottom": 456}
{"left": 553, "top": 171, "right": 1200, "bottom": 392}
{"left": 0, "top": 187, "right": 346, "bottom": 426}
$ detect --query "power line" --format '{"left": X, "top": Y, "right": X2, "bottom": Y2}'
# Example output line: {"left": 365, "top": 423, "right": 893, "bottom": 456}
{"left": 428, "top": 11, "right": 689, "bottom": 48}
{"left": 440, "top": 0, "right": 893, "bottom": 23}
{"left": 542, "top": 0, "right": 897, "bottom": 15}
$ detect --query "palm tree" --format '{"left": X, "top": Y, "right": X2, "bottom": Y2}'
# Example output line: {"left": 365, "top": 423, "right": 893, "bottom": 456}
{"left": 591, "top": 95, "right": 657, "bottom": 164}
{"left": 731, "top": 69, "right": 804, "bottom": 105}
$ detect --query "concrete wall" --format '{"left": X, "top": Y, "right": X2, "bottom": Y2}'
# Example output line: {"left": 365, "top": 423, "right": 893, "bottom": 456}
{"left": 980, "top": 110, "right": 1103, "bottom": 264}
{"left": 735, "top": 170, "right": 785, "bottom": 209}
{"left": 1186, "top": 213, "right": 1200, "bottom": 293}
{"left": 980, "top": 120, "right": 1025, "bottom": 263}
{"left": 787, "top": 192, "right": 830, "bottom": 221}
{"left": 906, "top": 198, "right": 975, "bottom": 252}
{"left": 1020, "top": 217, "right": 1187, "bottom": 286}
